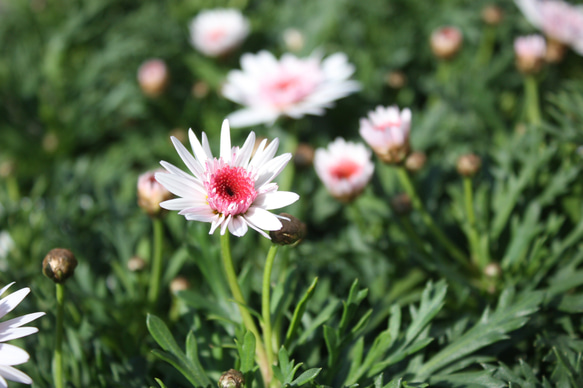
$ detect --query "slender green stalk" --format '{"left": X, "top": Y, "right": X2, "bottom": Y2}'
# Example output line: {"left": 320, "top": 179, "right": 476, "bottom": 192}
{"left": 463, "top": 177, "right": 486, "bottom": 269}
{"left": 524, "top": 75, "right": 541, "bottom": 126}
{"left": 262, "top": 244, "right": 279, "bottom": 372}
{"left": 147, "top": 217, "right": 164, "bottom": 306}
{"left": 395, "top": 166, "right": 468, "bottom": 268}
{"left": 219, "top": 234, "right": 272, "bottom": 386}
{"left": 475, "top": 26, "right": 496, "bottom": 66}
{"left": 53, "top": 283, "right": 65, "bottom": 388}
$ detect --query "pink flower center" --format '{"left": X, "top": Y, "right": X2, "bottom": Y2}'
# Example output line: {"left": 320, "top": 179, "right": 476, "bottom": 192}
{"left": 260, "top": 63, "right": 322, "bottom": 108}
{"left": 374, "top": 120, "right": 401, "bottom": 131}
{"left": 330, "top": 160, "right": 361, "bottom": 180}
{"left": 206, "top": 29, "right": 227, "bottom": 43}
{"left": 205, "top": 166, "right": 257, "bottom": 216}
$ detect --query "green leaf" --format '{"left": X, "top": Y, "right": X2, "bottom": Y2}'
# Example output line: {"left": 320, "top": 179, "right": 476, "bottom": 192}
{"left": 238, "top": 331, "right": 256, "bottom": 374}
{"left": 154, "top": 378, "right": 168, "bottom": 388}
{"left": 285, "top": 277, "right": 318, "bottom": 348}
{"left": 290, "top": 368, "right": 322, "bottom": 386}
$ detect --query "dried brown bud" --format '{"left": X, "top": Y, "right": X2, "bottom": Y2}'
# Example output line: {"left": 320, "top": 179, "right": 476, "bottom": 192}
{"left": 127, "top": 256, "right": 146, "bottom": 272}
{"left": 457, "top": 154, "right": 482, "bottom": 177}
{"left": 405, "top": 151, "right": 427, "bottom": 173}
{"left": 43, "top": 248, "right": 78, "bottom": 284}
{"left": 269, "top": 213, "right": 306, "bottom": 246}
{"left": 481, "top": 5, "right": 503, "bottom": 26}
{"left": 390, "top": 193, "right": 412, "bottom": 216}
{"left": 430, "top": 26, "right": 463, "bottom": 60}
{"left": 294, "top": 143, "right": 315, "bottom": 168}
{"left": 218, "top": 369, "right": 245, "bottom": 388}
{"left": 545, "top": 38, "right": 567, "bottom": 64}
{"left": 170, "top": 276, "right": 190, "bottom": 293}
{"left": 385, "top": 71, "right": 407, "bottom": 89}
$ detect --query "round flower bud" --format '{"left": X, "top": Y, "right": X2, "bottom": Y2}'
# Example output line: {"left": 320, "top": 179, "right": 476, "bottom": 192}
{"left": 137, "top": 169, "right": 173, "bottom": 217}
{"left": 545, "top": 38, "right": 567, "bottom": 64}
{"left": 43, "top": 248, "right": 78, "bottom": 284}
{"left": 192, "top": 81, "right": 210, "bottom": 99}
{"left": 385, "top": 70, "right": 407, "bottom": 89}
{"left": 218, "top": 369, "right": 245, "bottom": 388}
{"left": 481, "top": 5, "right": 503, "bottom": 26}
{"left": 170, "top": 276, "right": 190, "bottom": 293}
{"left": 294, "top": 143, "right": 315, "bottom": 168}
{"left": 0, "top": 159, "right": 15, "bottom": 178}
{"left": 137, "top": 59, "right": 169, "bottom": 98}
{"left": 405, "top": 151, "right": 427, "bottom": 173}
{"left": 390, "top": 193, "right": 412, "bottom": 216}
{"left": 484, "top": 262, "right": 501, "bottom": 278}
{"left": 456, "top": 154, "right": 482, "bottom": 177}
{"left": 283, "top": 28, "right": 305, "bottom": 52}
{"left": 127, "top": 256, "right": 146, "bottom": 272}
{"left": 269, "top": 213, "right": 306, "bottom": 246}
{"left": 514, "top": 35, "right": 546, "bottom": 75}
{"left": 430, "top": 26, "right": 463, "bottom": 60}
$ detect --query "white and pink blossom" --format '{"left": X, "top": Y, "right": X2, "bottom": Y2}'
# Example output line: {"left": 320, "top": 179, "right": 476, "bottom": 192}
{"left": 155, "top": 120, "right": 299, "bottom": 238}
{"left": 137, "top": 169, "right": 173, "bottom": 217}
{"left": 189, "top": 8, "right": 250, "bottom": 57}
{"left": 314, "top": 138, "right": 374, "bottom": 203}
{"left": 359, "top": 105, "right": 412, "bottom": 164}
{"left": 137, "top": 59, "right": 168, "bottom": 97}
{"left": 514, "top": 34, "right": 547, "bottom": 73}
{"left": 222, "top": 51, "right": 360, "bottom": 128}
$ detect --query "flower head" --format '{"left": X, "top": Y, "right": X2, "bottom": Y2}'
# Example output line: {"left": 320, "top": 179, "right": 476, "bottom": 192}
{"left": 137, "top": 59, "right": 169, "bottom": 97}
{"left": 515, "top": 0, "right": 583, "bottom": 56}
{"left": 514, "top": 34, "right": 547, "bottom": 74}
{"left": 314, "top": 138, "right": 374, "bottom": 203}
{"left": 155, "top": 120, "right": 299, "bottom": 238}
{"left": 430, "top": 26, "right": 463, "bottom": 60}
{"left": 359, "top": 105, "right": 412, "bottom": 164}
{"left": 189, "top": 8, "right": 250, "bottom": 57}
{"left": 222, "top": 51, "right": 360, "bottom": 128}
{"left": 137, "top": 169, "right": 173, "bottom": 217}
{"left": 0, "top": 283, "right": 45, "bottom": 387}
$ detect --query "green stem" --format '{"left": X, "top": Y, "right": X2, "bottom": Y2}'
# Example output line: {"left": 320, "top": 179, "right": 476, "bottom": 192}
{"left": 463, "top": 177, "right": 486, "bottom": 269}
{"left": 475, "top": 26, "right": 496, "bottom": 66}
{"left": 220, "top": 234, "right": 272, "bottom": 386}
{"left": 53, "top": 283, "right": 65, "bottom": 388}
{"left": 395, "top": 166, "right": 468, "bottom": 268}
{"left": 262, "top": 245, "right": 279, "bottom": 373}
{"left": 147, "top": 217, "right": 164, "bottom": 306}
{"left": 524, "top": 75, "right": 541, "bottom": 126}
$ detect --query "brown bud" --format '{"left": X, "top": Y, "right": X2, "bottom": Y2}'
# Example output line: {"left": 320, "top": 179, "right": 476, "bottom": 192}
{"left": 169, "top": 128, "right": 188, "bottom": 144}
{"left": 430, "top": 26, "right": 463, "bottom": 60}
{"left": 545, "top": 38, "right": 567, "bottom": 64}
{"left": 481, "top": 5, "right": 503, "bottom": 26}
{"left": 405, "top": 151, "right": 426, "bottom": 173}
{"left": 457, "top": 154, "right": 482, "bottom": 177}
{"left": 127, "top": 256, "right": 146, "bottom": 272}
{"left": 218, "top": 369, "right": 245, "bottom": 388}
{"left": 170, "top": 276, "right": 190, "bottom": 293}
{"left": 294, "top": 143, "right": 315, "bottom": 168}
{"left": 385, "top": 71, "right": 407, "bottom": 89}
{"left": 192, "top": 81, "right": 210, "bottom": 99}
{"left": 43, "top": 248, "right": 78, "bottom": 284}
{"left": 390, "top": 193, "right": 412, "bottom": 216}
{"left": 269, "top": 213, "right": 306, "bottom": 246}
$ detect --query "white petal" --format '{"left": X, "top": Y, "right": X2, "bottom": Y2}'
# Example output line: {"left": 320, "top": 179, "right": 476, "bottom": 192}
{"left": 254, "top": 191, "right": 299, "bottom": 210}
{"left": 227, "top": 108, "right": 280, "bottom": 128}
{"left": 0, "top": 284, "right": 14, "bottom": 298}
{"left": 159, "top": 161, "right": 197, "bottom": 183}
{"left": 155, "top": 173, "right": 206, "bottom": 199}
{"left": 188, "top": 129, "right": 213, "bottom": 164}
{"left": 255, "top": 153, "right": 292, "bottom": 188}
{"left": 249, "top": 138, "right": 280, "bottom": 170}
{"left": 0, "top": 312, "right": 44, "bottom": 331}
{"left": 184, "top": 209, "right": 219, "bottom": 223}
{"left": 0, "top": 365, "right": 32, "bottom": 384}
{"left": 0, "top": 344, "right": 29, "bottom": 365}
{"left": 229, "top": 217, "right": 249, "bottom": 237}
{"left": 244, "top": 207, "right": 282, "bottom": 231}
{"left": 233, "top": 132, "right": 256, "bottom": 168}
{"left": 0, "top": 374, "right": 6, "bottom": 388}
{"left": 160, "top": 198, "right": 207, "bottom": 211}
{"left": 220, "top": 215, "right": 232, "bottom": 235}
{"left": 0, "top": 289, "right": 29, "bottom": 320}
{"left": 220, "top": 120, "right": 232, "bottom": 161}
{"left": 0, "top": 327, "right": 38, "bottom": 342}
{"left": 171, "top": 137, "right": 205, "bottom": 180}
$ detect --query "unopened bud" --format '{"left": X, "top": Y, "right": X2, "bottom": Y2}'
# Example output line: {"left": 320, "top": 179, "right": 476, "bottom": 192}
{"left": 405, "top": 151, "right": 426, "bottom": 173}
{"left": 481, "top": 5, "right": 503, "bottom": 26}
{"left": 269, "top": 213, "right": 306, "bottom": 246}
{"left": 514, "top": 35, "right": 546, "bottom": 75}
{"left": 192, "top": 81, "right": 210, "bottom": 99}
{"left": 170, "top": 276, "right": 190, "bottom": 293}
{"left": 484, "top": 262, "right": 501, "bottom": 278}
{"left": 457, "top": 154, "right": 482, "bottom": 177}
{"left": 430, "top": 26, "right": 463, "bottom": 60}
{"left": 218, "top": 369, "right": 245, "bottom": 388}
{"left": 385, "top": 71, "right": 407, "bottom": 89}
{"left": 283, "top": 28, "right": 304, "bottom": 52}
{"left": 137, "top": 169, "right": 173, "bottom": 217}
{"left": 0, "top": 159, "right": 15, "bottom": 178}
{"left": 127, "top": 256, "right": 146, "bottom": 272}
{"left": 390, "top": 193, "right": 412, "bottom": 216}
{"left": 137, "top": 59, "right": 169, "bottom": 97}
{"left": 545, "top": 38, "right": 566, "bottom": 64}
{"left": 169, "top": 128, "right": 188, "bottom": 144}
{"left": 294, "top": 143, "right": 315, "bottom": 168}
{"left": 43, "top": 248, "right": 78, "bottom": 284}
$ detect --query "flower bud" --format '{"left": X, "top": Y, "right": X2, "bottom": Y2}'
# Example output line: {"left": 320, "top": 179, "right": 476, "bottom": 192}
{"left": 127, "top": 256, "right": 146, "bottom": 272}
{"left": 545, "top": 38, "right": 566, "bottom": 64}
{"left": 283, "top": 28, "right": 305, "bottom": 52}
{"left": 481, "top": 5, "right": 503, "bottom": 26}
{"left": 218, "top": 369, "right": 245, "bottom": 388}
{"left": 269, "top": 213, "right": 306, "bottom": 246}
{"left": 484, "top": 262, "right": 501, "bottom": 278}
{"left": 430, "top": 26, "right": 463, "bottom": 60}
{"left": 514, "top": 35, "right": 546, "bottom": 75}
{"left": 192, "top": 81, "right": 210, "bottom": 99}
{"left": 390, "top": 193, "right": 412, "bottom": 216}
{"left": 43, "top": 248, "right": 78, "bottom": 284}
{"left": 0, "top": 159, "right": 15, "bottom": 178}
{"left": 137, "top": 169, "right": 173, "bottom": 217}
{"left": 405, "top": 151, "right": 426, "bottom": 173}
{"left": 385, "top": 70, "right": 407, "bottom": 89}
{"left": 457, "top": 154, "right": 482, "bottom": 177}
{"left": 170, "top": 276, "right": 190, "bottom": 293}
{"left": 294, "top": 143, "right": 315, "bottom": 168}
{"left": 137, "top": 59, "right": 169, "bottom": 97}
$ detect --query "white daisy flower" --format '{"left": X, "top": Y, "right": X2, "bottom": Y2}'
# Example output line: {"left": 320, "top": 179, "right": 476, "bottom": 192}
{"left": 0, "top": 283, "right": 45, "bottom": 388}
{"left": 314, "top": 138, "right": 374, "bottom": 203}
{"left": 155, "top": 119, "right": 300, "bottom": 238}
{"left": 222, "top": 50, "right": 360, "bottom": 128}
{"left": 359, "top": 105, "right": 412, "bottom": 164}
{"left": 188, "top": 8, "right": 250, "bottom": 57}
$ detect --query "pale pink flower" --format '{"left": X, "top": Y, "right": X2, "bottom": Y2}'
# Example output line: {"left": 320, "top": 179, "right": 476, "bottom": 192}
{"left": 222, "top": 51, "right": 360, "bottom": 128}
{"left": 359, "top": 106, "right": 412, "bottom": 164}
{"left": 430, "top": 26, "right": 463, "bottom": 60}
{"left": 515, "top": 0, "right": 583, "bottom": 55}
{"left": 514, "top": 34, "right": 547, "bottom": 73}
{"left": 137, "top": 59, "right": 168, "bottom": 97}
{"left": 189, "top": 8, "right": 250, "bottom": 57}
{"left": 155, "top": 120, "right": 299, "bottom": 238}
{"left": 314, "top": 138, "right": 374, "bottom": 203}
{"left": 137, "top": 169, "right": 173, "bottom": 217}
{"left": 0, "top": 283, "right": 45, "bottom": 387}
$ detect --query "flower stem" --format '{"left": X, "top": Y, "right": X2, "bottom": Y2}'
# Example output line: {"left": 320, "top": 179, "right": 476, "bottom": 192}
{"left": 219, "top": 234, "right": 272, "bottom": 386}
{"left": 53, "top": 283, "right": 65, "bottom": 388}
{"left": 524, "top": 75, "right": 541, "bottom": 126}
{"left": 475, "top": 26, "right": 496, "bottom": 66}
{"left": 463, "top": 177, "right": 486, "bottom": 269}
{"left": 262, "top": 244, "right": 279, "bottom": 372}
{"left": 395, "top": 166, "right": 468, "bottom": 268}
{"left": 147, "top": 217, "right": 164, "bottom": 307}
